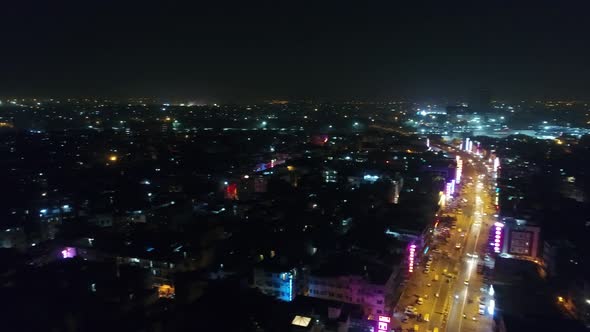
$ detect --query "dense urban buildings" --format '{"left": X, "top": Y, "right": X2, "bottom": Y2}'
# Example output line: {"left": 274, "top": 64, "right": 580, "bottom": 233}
{"left": 1, "top": 97, "right": 590, "bottom": 332}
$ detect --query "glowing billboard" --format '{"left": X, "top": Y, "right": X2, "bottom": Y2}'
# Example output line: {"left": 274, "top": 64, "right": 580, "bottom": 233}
{"left": 493, "top": 222, "right": 504, "bottom": 253}
{"left": 408, "top": 244, "right": 416, "bottom": 273}
{"left": 377, "top": 315, "right": 390, "bottom": 332}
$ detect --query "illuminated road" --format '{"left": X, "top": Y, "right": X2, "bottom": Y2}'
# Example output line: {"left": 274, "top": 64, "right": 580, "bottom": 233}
{"left": 396, "top": 147, "right": 496, "bottom": 332}
{"left": 445, "top": 160, "right": 494, "bottom": 332}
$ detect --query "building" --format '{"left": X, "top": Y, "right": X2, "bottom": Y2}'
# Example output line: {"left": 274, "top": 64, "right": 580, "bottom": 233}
{"left": 287, "top": 296, "right": 371, "bottom": 332}
{"left": 307, "top": 255, "right": 399, "bottom": 318}
{"left": 543, "top": 239, "right": 578, "bottom": 278}
{"left": 253, "top": 262, "right": 308, "bottom": 302}
{"left": 495, "top": 218, "right": 541, "bottom": 261}
{"left": 88, "top": 213, "right": 114, "bottom": 227}
{"left": 323, "top": 169, "right": 338, "bottom": 183}
{"left": 470, "top": 89, "right": 491, "bottom": 114}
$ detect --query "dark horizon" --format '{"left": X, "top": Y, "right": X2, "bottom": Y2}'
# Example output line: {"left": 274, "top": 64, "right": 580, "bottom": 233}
{"left": 2, "top": 2, "right": 590, "bottom": 102}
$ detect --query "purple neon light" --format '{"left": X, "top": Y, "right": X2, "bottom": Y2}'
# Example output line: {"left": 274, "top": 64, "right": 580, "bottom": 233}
{"left": 408, "top": 244, "right": 417, "bottom": 272}
{"left": 61, "top": 247, "right": 76, "bottom": 259}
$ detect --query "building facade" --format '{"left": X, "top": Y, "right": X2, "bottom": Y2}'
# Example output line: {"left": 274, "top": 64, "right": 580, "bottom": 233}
{"left": 253, "top": 266, "right": 308, "bottom": 302}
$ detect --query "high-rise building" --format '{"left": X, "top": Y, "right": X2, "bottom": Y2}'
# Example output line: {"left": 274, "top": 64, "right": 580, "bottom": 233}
{"left": 470, "top": 89, "right": 491, "bottom": 114}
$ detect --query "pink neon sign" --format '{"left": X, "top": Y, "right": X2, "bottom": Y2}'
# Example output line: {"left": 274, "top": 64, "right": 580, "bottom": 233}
{"left": 493, "top": 223, "right": 504, "bottom": 253}
{"left": 456, "top": 156, "right": 462, "bottom": 184}
{"left": 408, "top": 244, "right": 416, "bottom": 273}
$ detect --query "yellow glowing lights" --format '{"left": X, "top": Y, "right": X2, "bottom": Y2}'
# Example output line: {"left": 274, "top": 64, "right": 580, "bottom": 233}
{"left": 438, "top": 191, "right": 446, "bottom": 207}
{"left": 158, "top": 284, "right": 175, "bottom": 298}
{"left": 108, "top": 155, "right": 118, "bottom": 162}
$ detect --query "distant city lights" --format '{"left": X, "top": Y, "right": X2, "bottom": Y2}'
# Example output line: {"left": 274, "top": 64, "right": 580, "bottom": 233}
{"left": 363, "top": 175, "right": 380, "bottom": 183}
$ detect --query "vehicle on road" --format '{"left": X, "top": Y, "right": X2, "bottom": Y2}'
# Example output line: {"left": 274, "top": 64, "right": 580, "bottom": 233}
{"left": 455, "top": 243, "right": 461, "bottom": 249}
{"left": 433, "top": 274, "right": 439, "bottom": 281}
{"left": 404, "top": 306, "right": 417, "bottom": 316}
{"left": 416, "top": 297, "right": 424, "bottom": 305}
{"left": 424, "top": 313, "right": 430, "bottom": 322}
{"left": 405, "top": 310, "right": 417, "bottom": 317}
{"left": 464, "top": 279, "right": 469, "bottom": 285}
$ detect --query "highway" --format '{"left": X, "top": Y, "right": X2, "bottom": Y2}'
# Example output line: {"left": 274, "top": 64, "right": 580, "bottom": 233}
{"left": 395, "top": 147, "right": 497, "bottom": 332}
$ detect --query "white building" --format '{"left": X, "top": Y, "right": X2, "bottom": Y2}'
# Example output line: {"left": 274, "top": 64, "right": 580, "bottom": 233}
{"left": 307, "top": 258, "right": 399, "bottom": 318}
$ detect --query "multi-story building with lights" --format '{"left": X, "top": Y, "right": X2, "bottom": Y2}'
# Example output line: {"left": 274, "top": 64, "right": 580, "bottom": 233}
{"left": 306, "top": 256, "right": 400, "bottom": 318}
{"left": 493, "top": 218, "right": 541, "bottom": 261}
{"left": 253, "top": 262, "right": 308, "bottom": 302}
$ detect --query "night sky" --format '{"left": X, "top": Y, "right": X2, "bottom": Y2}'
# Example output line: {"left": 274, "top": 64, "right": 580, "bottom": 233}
{"left": 2, "top": 1, "right": 590, "bottom": 102}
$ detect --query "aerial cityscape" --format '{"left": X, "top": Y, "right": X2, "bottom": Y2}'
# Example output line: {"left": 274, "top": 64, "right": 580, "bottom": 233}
{"left": 2, "top": 2, "right": 590, "bottom": 332}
